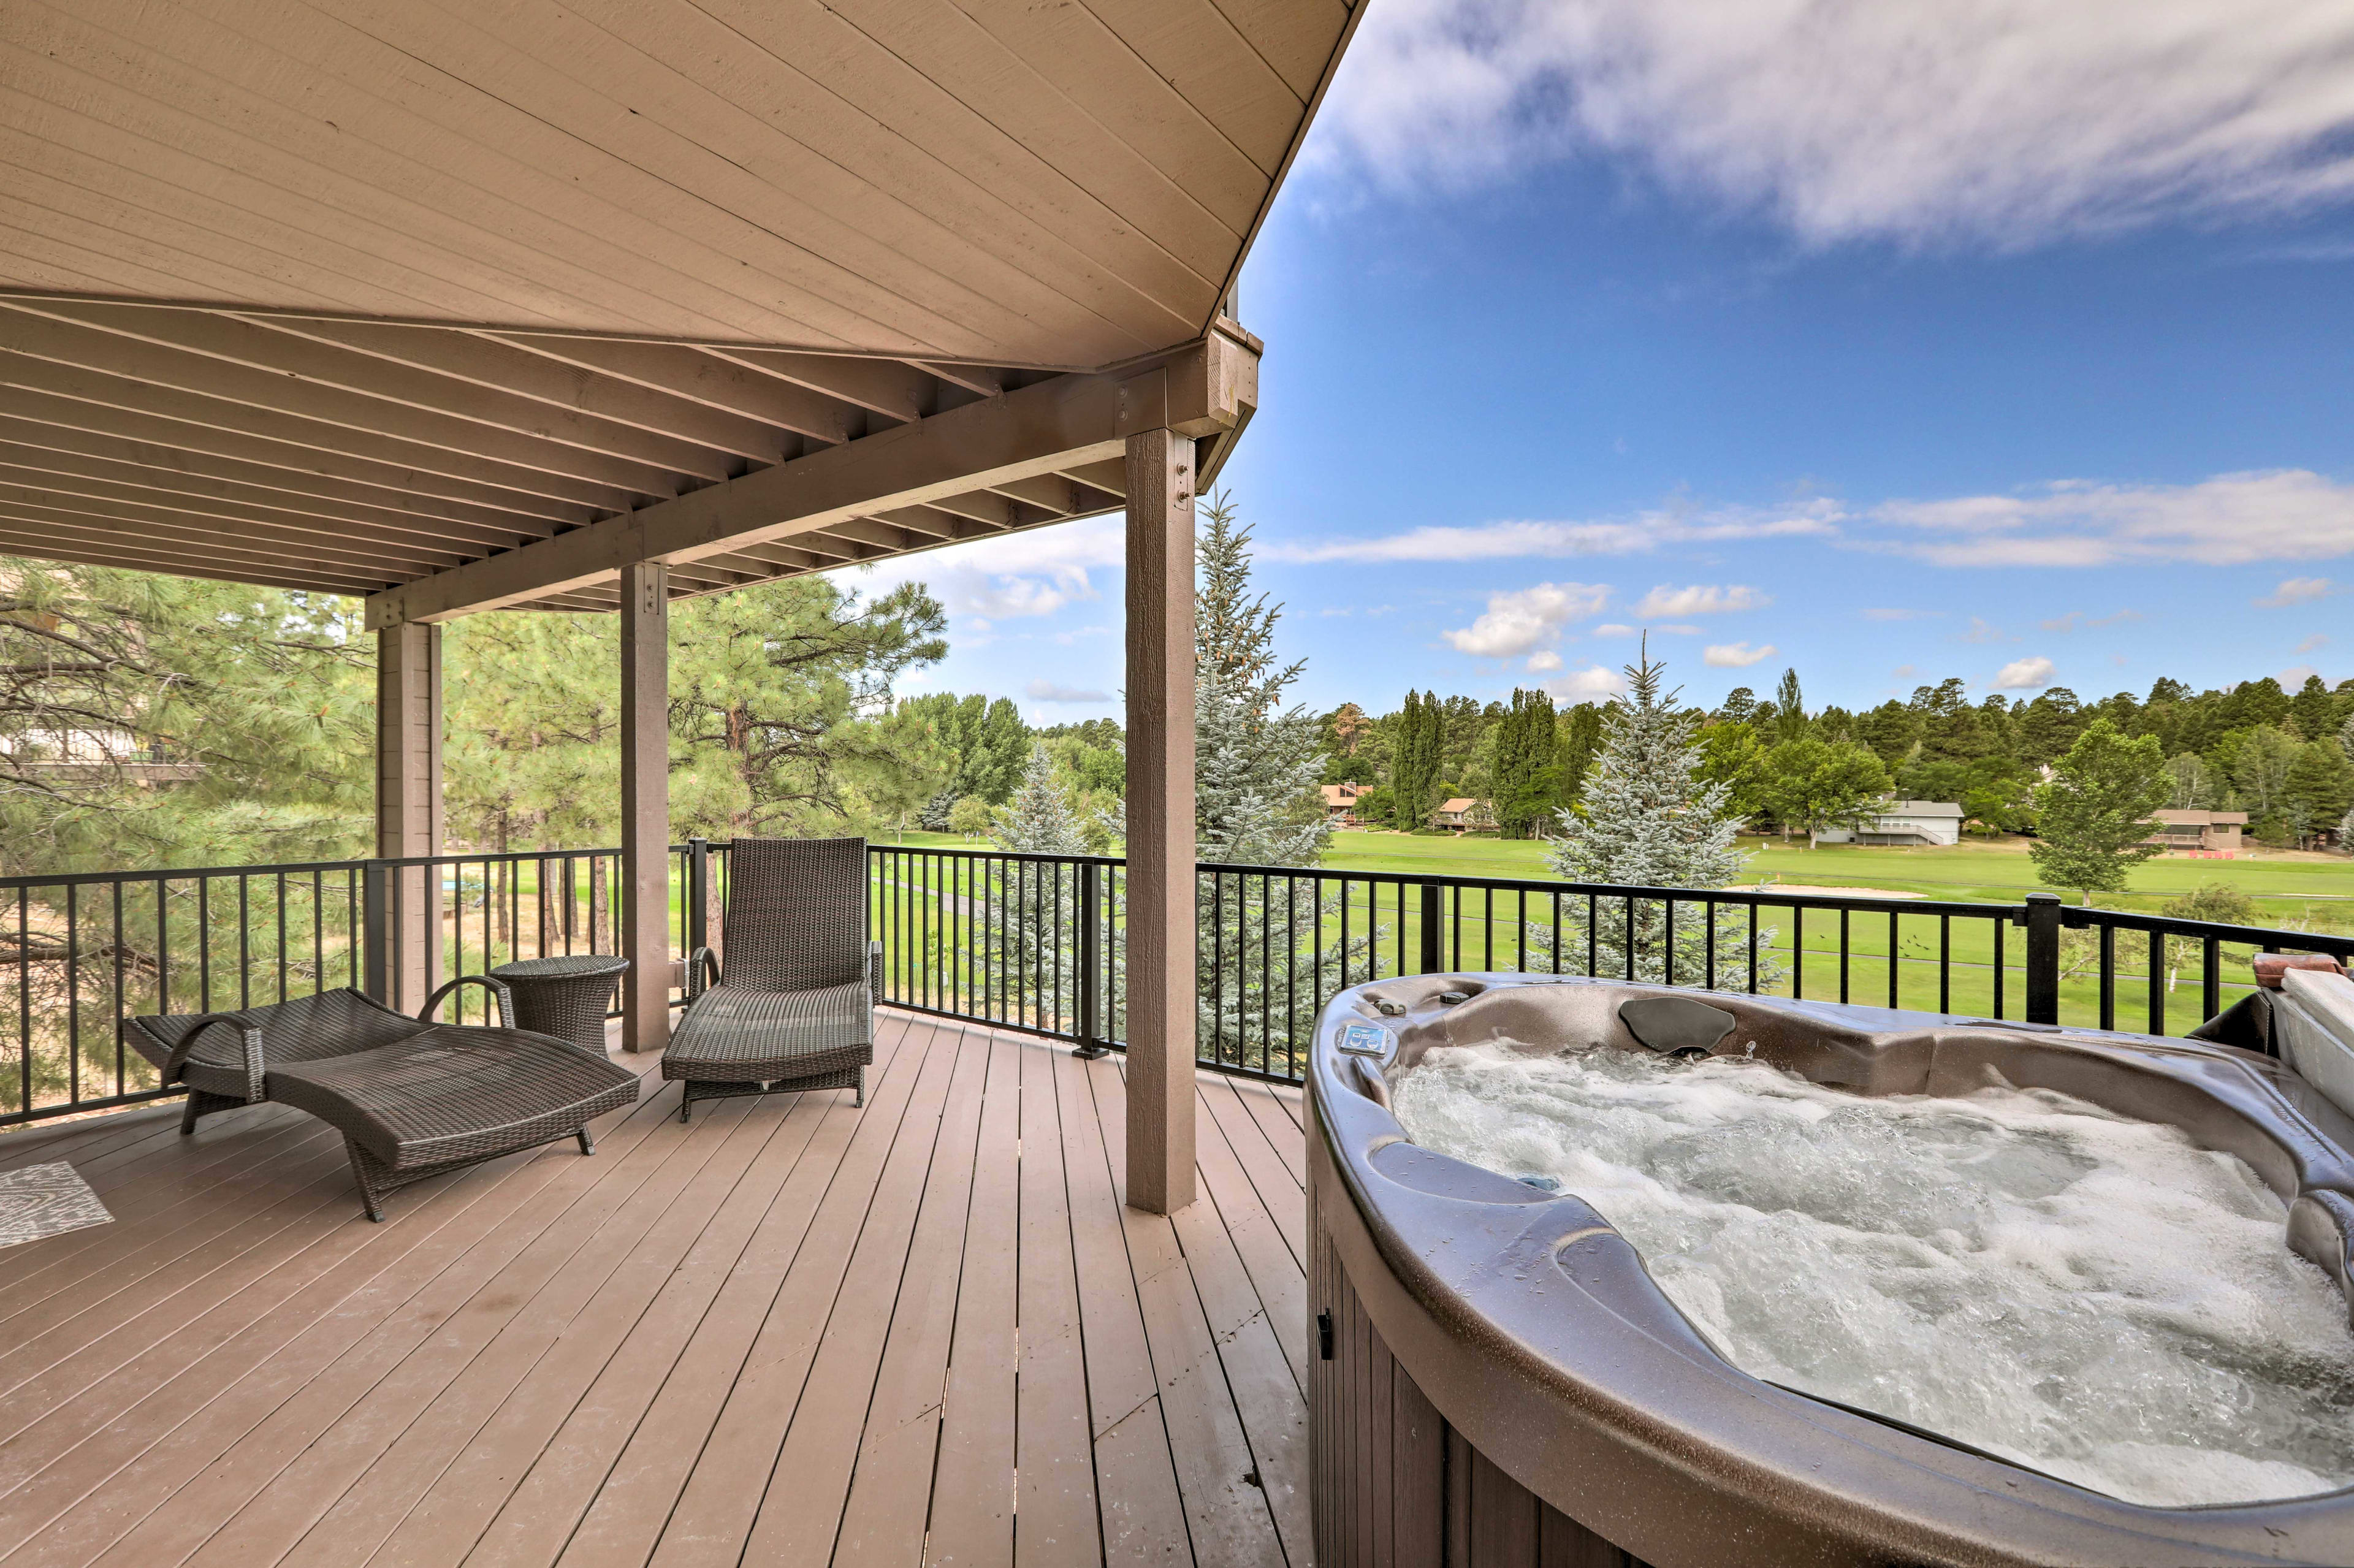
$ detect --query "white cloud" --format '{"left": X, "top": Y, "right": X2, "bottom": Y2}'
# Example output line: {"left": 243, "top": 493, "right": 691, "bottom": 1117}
{"left": 1526, "top": 650, "right": 1564, "bottom": 672}
{"left": 1545, "top": 664, "right": 1629, "bottom": 702}
{"left": 2258, "top": 576, "right": 2336, "bottom": 607}
{"left": 1265, "top": 501, "right": 1838, "bottom": 565}
{"left": 2279, "top": 663, "right": 2322, "bottom": 689}
{"left": 2297, "top": 633, "right": 2330, "bottom": 654}
{"left": 1864, "top": 607, "right": 1935, "bottom": 621}
{"left": 1026, "top": 678, "right": 1110, "bottom": 703}
{"left": 2040, "top": 609, "right": 2142, "bottom": 633}
{"left": 1871, "top": 471, "right": 2354, "bottom": 567}
{"left": 1959, "top": 617, "right": 2007, "bottom": 644}
{"left": 1992, "top": 655, "right": 2057, "bottom": 690}
{"left": 1596, "top": 622, "right": 1699, "bottom": 636}
{"left": 1703, "top": 642, "right": 1777, "bottom": 668}
{"left": 1314, "top": 0, "right": 2354, "bottom": 248}
{"left": 1632, "top": 584, "right": 1770, "bottom": 617}
{"left": 1441, "top": 582, "right": 1612, "bottom": 658}
{"left": 841, "top": 514, "right": 1122, "bottom": 622}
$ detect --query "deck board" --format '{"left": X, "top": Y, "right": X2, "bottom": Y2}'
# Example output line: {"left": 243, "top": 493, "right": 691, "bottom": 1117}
{"left": 0, "top": 1013, "right": 1308, "bottom": 1568}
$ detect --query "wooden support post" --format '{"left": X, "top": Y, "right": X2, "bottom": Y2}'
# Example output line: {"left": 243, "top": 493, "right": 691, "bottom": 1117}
{"left": 375, "top": 623, "right": 441, "bottom": 1012}
{"left": 620, "top": 561, "right": 671, "bottom": 1052}
{"left": 1124, "top": 427, "right": 1197, "bottom": 1214}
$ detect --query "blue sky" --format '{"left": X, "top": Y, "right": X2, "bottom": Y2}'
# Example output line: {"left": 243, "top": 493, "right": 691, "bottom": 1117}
{"left": 850, "top": 1, "right": 2354, "bottom": 726}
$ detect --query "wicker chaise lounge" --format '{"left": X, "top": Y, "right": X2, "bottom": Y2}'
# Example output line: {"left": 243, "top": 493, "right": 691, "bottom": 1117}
{"left": 129, "top": 981, "right": 640, "bottom": 1220}
{"left": 664, "top": 835, "right": 879, "bottom": 1123}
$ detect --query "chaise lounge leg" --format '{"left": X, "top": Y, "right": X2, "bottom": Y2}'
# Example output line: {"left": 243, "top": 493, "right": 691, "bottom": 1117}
{"left": 346, "top": 1141, "right": 388, "bottom": 1223}
{"left": 577, "top": 1127, "right": 596, "bottom": 1155}
{"left": 679, "top": 1089, "right": 693, "bottom": 1125}
{"left": 180, "top": 1094, "right": 202, "bottom": 1135}
{"left": 854, "top": 1068, "right": 864, "bottom": 1108}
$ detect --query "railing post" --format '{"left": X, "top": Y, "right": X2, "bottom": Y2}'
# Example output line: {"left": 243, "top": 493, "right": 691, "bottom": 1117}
{"left": 2022, "top": 892, "right": 2062, "bottom": 1025}
{"left": 1075, "top": 860, "right": 1108, "bottom": 1059}
{"left": 1420, "top": 882, "right": 1444, "bottom": 974}
{"left": 361, "top": 858, "right": 391, "bottom": 1003}
{"left": 685, "top": 837, "right": 709, "bottom": 958}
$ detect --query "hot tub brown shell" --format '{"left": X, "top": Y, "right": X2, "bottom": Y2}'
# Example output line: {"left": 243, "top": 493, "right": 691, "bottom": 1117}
{"left": 1308, "top": 973, "right": 2354, "bottom": 1568}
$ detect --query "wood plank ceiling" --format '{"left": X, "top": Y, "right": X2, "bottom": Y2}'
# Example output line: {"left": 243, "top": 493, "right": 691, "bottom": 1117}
{"left": 0, "top": 0, "right": 1360, "bottom": 609}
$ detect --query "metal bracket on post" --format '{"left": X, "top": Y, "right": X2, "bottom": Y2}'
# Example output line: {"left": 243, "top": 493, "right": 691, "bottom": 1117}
{"left": 361, "top": 859, "right": 391, "bottom": 1005}
{"left": 1075, "top": 860, "right": 1109, "bottom": 1058}
{"left": 1420, "top": 882, "right": 1444, "bottom": 975}
{"left": 2021, "top": 892, "right": 2063, "bottom": 1025}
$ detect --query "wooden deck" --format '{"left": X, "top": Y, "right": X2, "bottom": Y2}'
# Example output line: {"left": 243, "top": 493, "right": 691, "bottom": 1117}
{"left": 0, "top": 1011, "right": 1310, "bottom": 1568}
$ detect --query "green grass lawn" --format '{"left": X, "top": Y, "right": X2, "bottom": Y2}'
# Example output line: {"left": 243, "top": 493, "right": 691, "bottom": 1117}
{"left": 1312, "top": 829, "right": 2353, "bottom": 929}
{"left": 866, "top": 823, "right": 2352, "bottom": 930}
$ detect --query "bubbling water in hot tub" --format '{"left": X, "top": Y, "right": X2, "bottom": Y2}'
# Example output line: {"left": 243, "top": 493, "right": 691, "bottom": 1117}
{"left": 1389, "top": 1041, "right": 2354, "bottom": 1508}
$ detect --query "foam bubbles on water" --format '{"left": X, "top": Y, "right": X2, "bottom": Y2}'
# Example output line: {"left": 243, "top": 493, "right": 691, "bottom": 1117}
{"left": 1389, "top": 1041, "right": 2354, "bottom": 1507}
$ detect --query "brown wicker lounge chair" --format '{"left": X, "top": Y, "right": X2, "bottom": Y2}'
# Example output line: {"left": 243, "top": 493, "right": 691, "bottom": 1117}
{"left": 664, "top": 835, "right": 879, "bottom": 1123}
{"left": 129, "top": 981, "right": 640, "bottom": 1220}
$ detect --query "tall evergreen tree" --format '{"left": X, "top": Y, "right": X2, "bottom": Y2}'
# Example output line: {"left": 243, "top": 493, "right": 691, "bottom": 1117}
{"left": 1186, "top": 492, "right": 1364, "bottom": 1069}
{"left": 1487, "top": 688, "right": 1561, "bottom": 839}
{"left": 1193, "top": 490, "right": 1329, "bottom": 867}
{"left": 991, "top": 742, "right": 1091, "bottom": 854}
{"left": 1556, "top": 702, "right": 1605, "bottom": 807}
{"left": 1529, "top": 644, "right": 1774, "bottom": 987}
{"left": 1770, "top": 668, "right": 1807, "bottom": 744}
{"left": 1390, "top": 690, "right": 1442, "bottom": 831}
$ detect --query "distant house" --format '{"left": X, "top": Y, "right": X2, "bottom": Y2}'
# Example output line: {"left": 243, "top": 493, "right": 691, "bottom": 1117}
{"left": 1429, "top": 797, "right": 1495, "bottom": 833}
{"left": 1813, "top": 799, "right": 1965, "bottom": 847}
{"left": 0, "top": 728, "right": 199, "bottom": 786}
{"left": 1320, "top": 782, "right": 1367, "bottom": 825}
{"left": 2144, "top": 809, "right": 2247, "bottom": 856}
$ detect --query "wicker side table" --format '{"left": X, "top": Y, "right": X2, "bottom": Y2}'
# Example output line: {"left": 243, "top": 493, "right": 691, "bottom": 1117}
{"left": 487, "top": 955, "right": 630, "bottom": 1052}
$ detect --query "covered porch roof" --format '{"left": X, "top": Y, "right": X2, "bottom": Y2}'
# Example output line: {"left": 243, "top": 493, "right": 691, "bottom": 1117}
{"left": 0, "top": 0, "right": 1355, "bottom": 611}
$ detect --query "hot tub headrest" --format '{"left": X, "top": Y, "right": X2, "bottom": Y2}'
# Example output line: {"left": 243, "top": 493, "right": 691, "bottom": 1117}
{"left": 1619, "top": 995, "right": 1737, "bottom": 1056}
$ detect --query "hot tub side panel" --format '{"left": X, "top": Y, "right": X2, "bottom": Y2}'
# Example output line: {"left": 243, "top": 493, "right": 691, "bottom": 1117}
{"left": 1311, "top": 1174, "right": 1656, "bottom": 1568}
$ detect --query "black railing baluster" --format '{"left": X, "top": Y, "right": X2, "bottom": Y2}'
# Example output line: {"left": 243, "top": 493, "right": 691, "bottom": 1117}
{"left": 2202, "top": 937, "right": 2222, "bottom": 1025}
{"left": 1745, "top": 899, "right": 1758, "bottom": 994}
{"left": 1791, "top": 905, "right": 1804, "bottom": 1000}
{"left": 1938, "top": 915, "right": 1951, "bottom": 1014}
{"left": 1992, "top": 918, "right": 2006, "bottom": 1021}
{"left": 1887, "top": 910, "right": 1899, "bottom": 1010}
{"left": 2098, "top": 925, "right": 2116, "bottom": 1030}
{"left": 113, "top": 880, "right": 126, "bottom": 1095}
{"left": 66, "top": 883, "right": 80, "bottom": 1107}
{"left": 1837, "top": 907, "right": 1849, "bottom": 1004}
{"left": 2148, "top": 930, "right": 2166, "bottom": 1037}
{"left": 17, "top": 889, "right": 29, "bottom": 1117}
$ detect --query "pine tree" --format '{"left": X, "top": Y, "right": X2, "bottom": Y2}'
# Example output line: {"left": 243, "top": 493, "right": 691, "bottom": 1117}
{"left": 990, "top": 744, "right": 1090, "bottom": 854}
{"left": 1183, "top": 491, "right": 1365, "bottom": 1072}
{"left": 1527, "top": 643, "right": 1775, "bottom": 988}
{"left": 1771, "top": 668, "right": 1808, "bottom": 745}
{"left": 1390, "top": 690, "right": 1442, "bottom": 831}
{"left": 1193, "top": 490, "right": 1329, "bottom": 867}
{"left": 1488, "top": 688, "right": 1561, "bottom": 839}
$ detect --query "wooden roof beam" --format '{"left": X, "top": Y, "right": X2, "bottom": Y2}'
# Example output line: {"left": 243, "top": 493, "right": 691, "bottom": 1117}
{"left": 364, "top": 333, "right": 1252, "bottom": 626}
{"left": 704, "top": 347, "right": 939, "bottom": 424}
{"left": 0, "top": 376, "right": 603, "bottom": 527}
{"left": 0, "top": 314, "right": 664, "bottom": 508}
{"left": 0, "top": 455, "right": 509, "bottom": 561}
{"left": 250, "top": 318, "right": 798, "bottom": 465}
{"left": 2, "top": 301, "right": 713, "bottom": 490}
{"left": 491, "top": 337, "right": 867, "bottom": 446}
{"left": 0, "top": 420, "right": 550, "bottom": 547}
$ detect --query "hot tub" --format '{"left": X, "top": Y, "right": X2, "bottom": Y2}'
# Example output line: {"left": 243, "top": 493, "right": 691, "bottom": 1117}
{"left": 1308, "top": 972, "right": 2354, "bottom": 1567}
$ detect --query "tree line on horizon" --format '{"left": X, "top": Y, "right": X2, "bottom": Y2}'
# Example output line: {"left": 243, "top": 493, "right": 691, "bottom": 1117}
{"left": 1317, "top": 664, "right": 2354, "bottom": 851}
